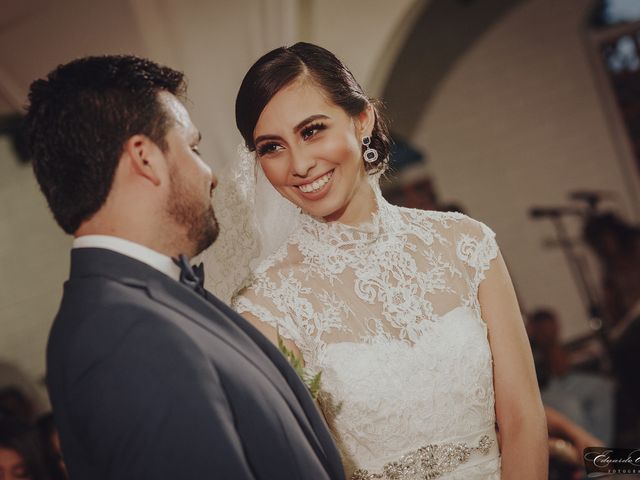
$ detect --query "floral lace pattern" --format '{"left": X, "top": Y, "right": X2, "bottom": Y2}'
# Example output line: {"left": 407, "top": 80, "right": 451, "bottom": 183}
{"left": 232, "top": 191, "right": 501, "bottom": 478}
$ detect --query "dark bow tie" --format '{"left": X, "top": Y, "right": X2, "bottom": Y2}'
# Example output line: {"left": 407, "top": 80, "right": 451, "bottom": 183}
{"left": 172, "top": 254, "right": 206, "bottom": 297}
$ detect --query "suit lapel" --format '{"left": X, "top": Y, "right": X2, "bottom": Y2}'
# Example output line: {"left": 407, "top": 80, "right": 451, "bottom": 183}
{"left": 146, "top": 275, "right": 306, "bottom": 410}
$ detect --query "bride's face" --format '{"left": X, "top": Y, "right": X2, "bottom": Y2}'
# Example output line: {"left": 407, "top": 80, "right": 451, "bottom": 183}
{"left": 253, "top": 79, "right": 374, "bottom": 223}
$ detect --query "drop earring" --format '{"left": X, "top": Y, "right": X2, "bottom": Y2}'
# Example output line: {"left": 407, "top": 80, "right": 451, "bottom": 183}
{"left": 362, "top": 136, "right": 378, "bottom": 163}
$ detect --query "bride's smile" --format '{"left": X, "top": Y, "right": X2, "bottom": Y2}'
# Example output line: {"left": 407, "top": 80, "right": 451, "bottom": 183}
{"left": 296, "top": 169, "right": 334, "bottom": 195}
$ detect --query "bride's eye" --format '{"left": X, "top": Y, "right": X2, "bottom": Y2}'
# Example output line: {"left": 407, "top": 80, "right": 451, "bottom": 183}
{"left": 301, "top": 123, "right": 326, "bottom": 141}
{"left": 257, "top": 142, "right": 281, "bottom": 157}
{"left": 191, "top": 145, "right": 201, "bottom": 156}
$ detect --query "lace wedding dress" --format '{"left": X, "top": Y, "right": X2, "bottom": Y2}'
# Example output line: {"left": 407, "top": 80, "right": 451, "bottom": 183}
{"left": 230, "top": 186, "right": 502, "bottom": 479}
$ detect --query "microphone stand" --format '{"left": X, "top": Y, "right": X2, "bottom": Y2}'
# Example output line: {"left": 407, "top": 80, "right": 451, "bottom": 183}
{"left": 531, "top": 208, "right": 612, "bottom": 360}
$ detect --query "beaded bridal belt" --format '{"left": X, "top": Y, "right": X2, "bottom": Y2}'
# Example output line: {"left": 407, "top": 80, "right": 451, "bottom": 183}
{"left": 350, "top": 429, "right": 498, "bottom": 480}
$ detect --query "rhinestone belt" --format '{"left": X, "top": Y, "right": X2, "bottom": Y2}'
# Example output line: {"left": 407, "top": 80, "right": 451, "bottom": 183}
{"left": 350, "top": 434, "right": 494, "bottom": 480}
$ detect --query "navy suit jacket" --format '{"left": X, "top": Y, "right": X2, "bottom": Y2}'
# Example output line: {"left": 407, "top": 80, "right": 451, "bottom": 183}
{"left": 46, "top": 248, "right": 345, "bottom": 479}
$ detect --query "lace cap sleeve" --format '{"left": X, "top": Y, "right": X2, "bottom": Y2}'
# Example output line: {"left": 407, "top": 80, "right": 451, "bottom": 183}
{"left": 231, "top": 269, "right": 311, "bottom": 362}
{"left": 455, "top": 216, "right": 499, "bottom": 294}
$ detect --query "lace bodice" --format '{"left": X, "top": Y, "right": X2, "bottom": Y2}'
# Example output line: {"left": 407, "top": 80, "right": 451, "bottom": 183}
{"left": 232, "top": 193, "right": 501, "bottom": 478}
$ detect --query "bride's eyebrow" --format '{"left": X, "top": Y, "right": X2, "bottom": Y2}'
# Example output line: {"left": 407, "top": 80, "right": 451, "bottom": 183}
{"left": 293, "top": 114, "right": 329, "bottom": 133}
{"left": 254, "top": 114, "right": 330, "bottom": 145}
{"left": 254, "top": 133, "right": 280, "bottom": 145}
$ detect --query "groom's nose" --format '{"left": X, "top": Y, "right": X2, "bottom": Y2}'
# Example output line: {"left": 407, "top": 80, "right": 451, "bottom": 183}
{"left": 210, "top": 173, "right": 218, "bottom": 196}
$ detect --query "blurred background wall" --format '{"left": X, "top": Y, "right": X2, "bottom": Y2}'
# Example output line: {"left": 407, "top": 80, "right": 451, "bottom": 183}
{"left": 1, "top": 0, "right": 638, "bottom": 409}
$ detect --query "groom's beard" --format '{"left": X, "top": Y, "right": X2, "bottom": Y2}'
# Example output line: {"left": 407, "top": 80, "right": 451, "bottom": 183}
{"left": 166, "top": 169, "right": 219, "bottom": 256}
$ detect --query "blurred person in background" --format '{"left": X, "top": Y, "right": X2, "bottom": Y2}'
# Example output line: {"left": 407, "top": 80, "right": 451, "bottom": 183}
{"left": 0, "top": 388, "right": 35, "bottom": 425}
{"left": 36, "top": 415, "right": 66, "bottom": 480}
{"left": 527, "top": 308, "right": 615, "bottom": 445}
{"left": 583, "top": 212, "right": 640, "bottom": 328}
{"left": 544, "top": 406, "right": 603, "bottom": 480}
{"left": 584, "top": 213, "right": 640, "bottom": 445}
{"left": 0, "top": 416, "right": 49, "bottom": 480}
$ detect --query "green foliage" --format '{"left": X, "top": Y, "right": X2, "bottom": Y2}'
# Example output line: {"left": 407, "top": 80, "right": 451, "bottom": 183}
{"left": 278, "top": 334, "right": 322, "bottom": 400}
{"left": 307, "top": 371, "right": 323, "bottom": 400}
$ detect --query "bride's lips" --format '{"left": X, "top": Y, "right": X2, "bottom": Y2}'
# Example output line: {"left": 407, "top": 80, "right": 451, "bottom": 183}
{"left": 295, "top": 169, "right": 335, "bottom": 200}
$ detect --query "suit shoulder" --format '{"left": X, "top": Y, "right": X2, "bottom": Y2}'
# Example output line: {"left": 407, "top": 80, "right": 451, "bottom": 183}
{"left": 54, "top": 281, "right": 175, "bottom": 340}
{"left": 49, "top": 286, "right": 202, "bottom": 386}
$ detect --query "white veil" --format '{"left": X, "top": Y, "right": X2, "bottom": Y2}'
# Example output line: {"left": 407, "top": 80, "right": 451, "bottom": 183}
{"left": 202, "top": 145, "right": 301, "bottom": 303}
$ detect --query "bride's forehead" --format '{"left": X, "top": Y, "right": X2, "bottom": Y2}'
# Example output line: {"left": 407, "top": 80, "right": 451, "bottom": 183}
{"left": 257, "top": 81, "right": 338, "bottom": 128}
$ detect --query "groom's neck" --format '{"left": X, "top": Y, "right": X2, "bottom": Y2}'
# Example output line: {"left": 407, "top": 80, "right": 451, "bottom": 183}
{"left": 75, "top": 216, "right": 190, "bottom": 260}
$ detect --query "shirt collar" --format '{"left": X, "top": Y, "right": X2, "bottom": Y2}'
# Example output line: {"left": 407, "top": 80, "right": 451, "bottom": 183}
{"left": 72, "top": 235, "right": 181, "bottom": 281}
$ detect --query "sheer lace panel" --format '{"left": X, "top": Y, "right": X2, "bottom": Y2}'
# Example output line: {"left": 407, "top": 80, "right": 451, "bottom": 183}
{"left": 233, "top": 200, "right": 497, "bottom": 371}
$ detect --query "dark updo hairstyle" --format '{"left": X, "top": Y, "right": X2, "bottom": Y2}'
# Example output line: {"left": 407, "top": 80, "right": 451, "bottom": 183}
{"left": 235, "top": 42, "right": 390, "bottom": 173}
{"left": 25, "top": 55, "right": 186, "bottom": 234}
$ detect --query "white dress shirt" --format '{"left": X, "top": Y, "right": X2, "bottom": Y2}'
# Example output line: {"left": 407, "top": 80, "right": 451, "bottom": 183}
{"left": 73, "top": 235, "right": 181, "bottom": 281}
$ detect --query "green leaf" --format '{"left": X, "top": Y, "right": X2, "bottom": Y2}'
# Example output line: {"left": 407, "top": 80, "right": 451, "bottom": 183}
{"left": 277, "top": 332, "right": 322, "bottom": 399}
{"left": 307, "top": 371, "right": 323, "bottom": 400}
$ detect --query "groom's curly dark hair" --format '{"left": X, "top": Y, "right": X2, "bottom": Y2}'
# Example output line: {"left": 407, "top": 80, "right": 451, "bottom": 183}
{"left": 25, "top": 55, "right": 186, "bottom": 233}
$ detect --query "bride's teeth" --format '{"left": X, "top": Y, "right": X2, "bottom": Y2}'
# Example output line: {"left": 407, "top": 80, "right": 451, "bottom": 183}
{"left": 299, "top": 171, "right": 332, "bottom": 193}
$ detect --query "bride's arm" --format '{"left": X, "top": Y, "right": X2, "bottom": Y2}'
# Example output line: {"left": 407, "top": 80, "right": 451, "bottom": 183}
{"left": 479, "top": 251, "right": 548, "bottom": 479}
{"left": 240, "top": 311, "right": 303, "bottom": 359}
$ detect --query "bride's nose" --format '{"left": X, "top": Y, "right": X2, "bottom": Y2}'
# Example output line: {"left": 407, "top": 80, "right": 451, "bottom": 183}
{"left": 290, "top": 149, "right": 317, "bottom": 178}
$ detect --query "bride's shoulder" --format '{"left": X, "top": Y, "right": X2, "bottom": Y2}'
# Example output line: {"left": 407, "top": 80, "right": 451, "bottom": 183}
{"left": 393, "top": 205, "right": 496, "bottom": 248}
{"left": 395, "top": 205, "right": 487, "bottom": 230}
{"left": 237, "top": 243, "right": 306, "bottom": 299}
{"left": 399, "top": 206, "right": 464, "bottom": 222}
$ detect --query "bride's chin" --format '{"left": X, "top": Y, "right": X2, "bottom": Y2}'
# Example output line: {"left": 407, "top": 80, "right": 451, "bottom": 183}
{"left": 307, "top": 201, "right": 344, "bottom": 220}
{"left": 288, "top": 187, "right": 342, "bottom": 219}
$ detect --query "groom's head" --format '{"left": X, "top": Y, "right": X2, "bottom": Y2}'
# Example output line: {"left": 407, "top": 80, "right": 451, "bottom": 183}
{"left": 25, "top": 55, "right": 219, "bottom": 257}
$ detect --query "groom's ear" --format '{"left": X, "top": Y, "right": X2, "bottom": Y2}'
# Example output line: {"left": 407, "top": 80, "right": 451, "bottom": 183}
{"left": 123, "top": 134, "right": 165, "bottom": 186}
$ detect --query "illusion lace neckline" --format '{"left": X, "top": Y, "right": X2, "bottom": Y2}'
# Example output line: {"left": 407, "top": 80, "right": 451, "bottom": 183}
{"left": 297, "top": 185, "right": 401, "bottom": 246}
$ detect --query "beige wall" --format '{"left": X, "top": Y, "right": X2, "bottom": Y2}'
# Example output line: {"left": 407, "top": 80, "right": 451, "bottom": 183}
{"left": 412, "top": 0, "right": 637, "bottom": 340}
{"left": 0, "top": 138, "right": 70, "bottom": 400}
{"left": 306, "top": 0, "right": 426, "bottom": 95}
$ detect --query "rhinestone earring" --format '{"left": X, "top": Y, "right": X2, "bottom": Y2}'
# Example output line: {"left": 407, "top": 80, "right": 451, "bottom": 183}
{"left": 362, "top": 136, "right": 379, "bottom": 163}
